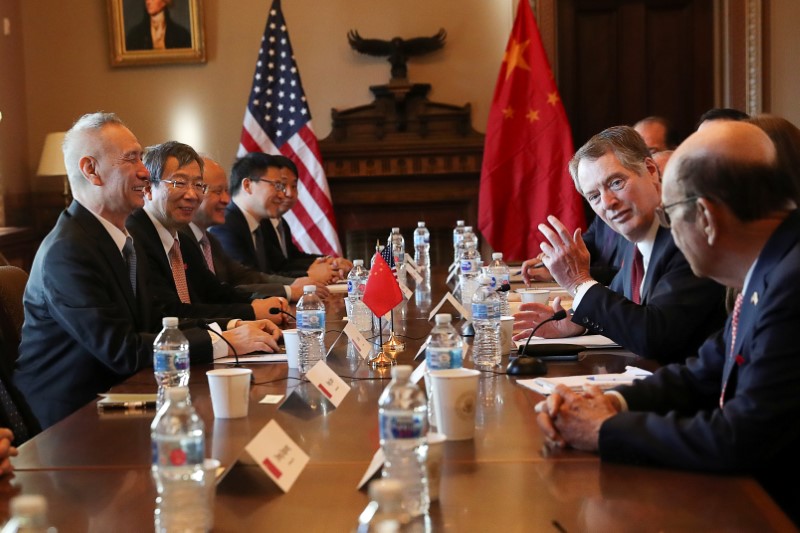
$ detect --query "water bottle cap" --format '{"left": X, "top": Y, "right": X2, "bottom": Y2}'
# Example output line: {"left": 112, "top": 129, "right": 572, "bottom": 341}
{"left": 368, "top": 478, "right": 404, "bottom": 500}
{"left": 10, "top": 495, "right": 47, "bottom": 518}
{"left": 434, "top": 313, "right": 452, "bottom": 324}
{"left": 390, "top": 365, "right": 413, "bottom": 380}
{"left": 456, "top": 220, "right": 465, "bottom": 226}
{"left": 167, "top": 386, "right": 189, "bottom": 402}
{"left": 353, "top": 259, "right": 364, "bottom": 267}
{"left": 417, "top": 221, "right": 425, "bottom": 227}
{"left": 464, "top": 226, "right": 472, "bottom": 231}
{"left": 303, "top": 285, "right": 317, "bottom": 292}
{"left": 162, "top": 317, "right": 179, "bottom": 327}
{"left": 492, "top": 252, "right": 503, "bottom": 260}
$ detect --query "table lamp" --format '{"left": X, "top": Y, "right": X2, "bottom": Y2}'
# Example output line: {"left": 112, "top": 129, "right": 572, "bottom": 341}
{"left": 37, "top": 132, "right": 69, "bottom": 208}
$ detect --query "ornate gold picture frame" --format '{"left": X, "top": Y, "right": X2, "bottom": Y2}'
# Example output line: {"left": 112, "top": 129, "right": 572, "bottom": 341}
{"left": 107, "top": 0, "right": 206, "bottom": 67}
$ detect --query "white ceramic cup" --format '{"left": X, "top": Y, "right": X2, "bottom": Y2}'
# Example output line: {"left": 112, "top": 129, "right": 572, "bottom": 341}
{"left": 500, "top": 316, "right": 515, "bottom": 354}
{"left": 429, "top": 368, "right": 481, "bottom": 440}
{"left": 425, "top": 432, "right": 447, "bottom": 502}
{"left": 206, "top": 368, "right": 252, "bottom": 419}
{"left": 283, "top": 329, "right": 300, "bottom": 369}
{"left": 516, "top": 288, "right": 550, "bottom": 305}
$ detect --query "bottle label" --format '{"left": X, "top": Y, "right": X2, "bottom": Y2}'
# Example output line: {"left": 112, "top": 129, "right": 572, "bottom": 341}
{"left": 425, "top": 346, "right": 463, "bottom": 370}
{"left": 347, "top": 280, "right": 355, "bottom": 296}
{"left": 460, "top": 259, "right": 476, "bottom": 273}
{"left": 472, "top": 302, "right": 500, "bottom": 320}
{"left": 151, "top": 438, "right": 204, "bottom": 467}
{"left": 379, "top": 411, "right": 425, "bottom": 440}
{"left": 297, "top": 310, "right": 326, "bottom": 331}
{"left": 489, "top": 273, "right": 510, "bottom": 289}
{"left": 153, "top": 350, "right": 189, "bottom": 373}
{"left": 414, "top": 235, "right": 429, "bottom": 246}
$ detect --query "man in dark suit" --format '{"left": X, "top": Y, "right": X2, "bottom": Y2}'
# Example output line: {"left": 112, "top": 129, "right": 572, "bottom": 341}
{"left": 186, "top": 157, "right": 328, "bottom": 302}
{"left": 126, "top": 142, "right": 288, "bottom": 323}
{"left": 536, "top": 120, "right": 800, "bottom": 525}
{"left": 125, "top": 0, "right": 191, "bottom": 51}
{"left": 513, "top": 126, "right": 727, "bottom": 364}
{"left": 209, "top": 152, "right": 341, "bottom": 283}
{"left": 14, "top": 113, "right": 280, "bottom": 429}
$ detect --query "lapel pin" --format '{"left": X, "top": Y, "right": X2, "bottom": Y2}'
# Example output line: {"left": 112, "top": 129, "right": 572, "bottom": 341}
{"left": 750, "top": 292, "right": 758, "bottom": 306}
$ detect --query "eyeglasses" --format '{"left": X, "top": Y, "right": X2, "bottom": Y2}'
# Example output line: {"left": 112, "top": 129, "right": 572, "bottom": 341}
{"left": 656, "top": 196, "right": 700, "bottom": 228}
{"left": 159, "top": 179, "right": 208, "bottom": 194}
{"left": 252, "top": 178, "right": 288, "bottom": 194}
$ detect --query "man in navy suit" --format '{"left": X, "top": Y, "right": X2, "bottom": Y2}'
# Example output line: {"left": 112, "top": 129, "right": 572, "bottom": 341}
{"left": 514, "top": 126, "right": 727, "bottom": 364}
{"left": 14, "top": 113, "right": 280, "bottom": 429}
{"left": 209, "top": 152, "right": 342, "bottom": 282}
{"left": 536, "top": 120, "right": 800, "bottom": 525}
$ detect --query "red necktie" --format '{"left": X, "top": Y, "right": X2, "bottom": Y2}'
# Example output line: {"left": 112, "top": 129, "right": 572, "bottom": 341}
{"left": 199, "top": 234, "right": 215, "bottom": 274}
{"left": 631, "top": 246, "right": 644, "bottom": 304}
{"left": 169, "top": 238, "right": 191, "bottom": 304}
{"left": 720, "top": 292, "right": 744, "bottom": 408}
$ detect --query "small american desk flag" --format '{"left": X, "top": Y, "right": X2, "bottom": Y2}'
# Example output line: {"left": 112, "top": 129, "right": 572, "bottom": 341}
{"left": 238, "top": 0, "right": 342, "bottom": 256}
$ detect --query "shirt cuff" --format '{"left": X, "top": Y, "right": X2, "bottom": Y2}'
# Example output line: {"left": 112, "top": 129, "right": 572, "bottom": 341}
{"left": 284, "top": 286, "right": 292, "bottom": 300}
{"left": 211, "top": 331, "right": 228, "bottom": 359}
{"left": 604, "top": 390, "right": 629, "bottom": 412}
{"left": 226, "top": 319, "right": 240, "bottom": 330}
{"left": 572, "top": 280, "right": 599, "bottom": 309}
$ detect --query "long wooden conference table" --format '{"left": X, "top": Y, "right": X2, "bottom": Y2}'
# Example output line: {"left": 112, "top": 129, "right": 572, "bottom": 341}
{"left": 6, "top": 270, "right": 796, "bottom": 532}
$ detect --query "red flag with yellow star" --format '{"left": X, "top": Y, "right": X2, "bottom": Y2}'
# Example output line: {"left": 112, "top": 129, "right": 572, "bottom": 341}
{"left": 478, "top": 0, "right": 586, "bottom": 261}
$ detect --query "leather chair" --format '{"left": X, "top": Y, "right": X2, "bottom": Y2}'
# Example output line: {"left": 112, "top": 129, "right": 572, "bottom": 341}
{"left": 0, "top": 266, "right": 28, "bottom": 375}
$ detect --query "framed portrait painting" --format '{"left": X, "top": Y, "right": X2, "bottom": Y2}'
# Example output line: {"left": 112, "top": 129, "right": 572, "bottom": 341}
{"left": 107, "top": 0, "right": 206, "bottom": 67}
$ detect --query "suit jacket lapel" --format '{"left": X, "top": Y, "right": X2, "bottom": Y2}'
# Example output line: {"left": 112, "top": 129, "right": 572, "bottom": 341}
{"left": 229, "top": 203, "right": 260, "bottom": 267}
{"left": 640, "top": 226, "right": 670, "bottom": 303}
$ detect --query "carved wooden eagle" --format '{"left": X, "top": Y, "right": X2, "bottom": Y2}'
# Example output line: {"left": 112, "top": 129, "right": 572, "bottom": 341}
{"left": 347, "top": 28, "right": 447, "bottom": 80}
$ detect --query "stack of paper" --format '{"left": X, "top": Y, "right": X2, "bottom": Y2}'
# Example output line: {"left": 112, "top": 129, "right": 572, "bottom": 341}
{"left": 517, "top": 366, "right": 652, "bottom": 395}
{"left": 514, "top": 334, "right": 620, "bottom": 349}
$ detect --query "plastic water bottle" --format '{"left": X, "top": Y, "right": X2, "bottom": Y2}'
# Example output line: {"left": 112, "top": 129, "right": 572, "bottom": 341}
{"left": 356, "top": 479, "right": 410, "bottom": 533}
{"left": 347, "top": 259, "right": 372, "bottom": 333}
{"left": 297, "top": 285, "right": 326, "bottom": 373}
{"left": 0, "top": 495, "right": 56, "bottom": 533}
{"left": 388, "top": 227, "right": 406, "bottom": 285}
{"left": 378, "top": 365, "right": 429, "bottom": 517}
{"left": 452, "top": 220, "right": 466, "bottom": 266}
{"left": 413, "top": 222, "right": 430, "bottom": 271}
{"left": 472, "top": 275, "right": 502, "bottom": 368}
{"left": 486, "top": 252, "right": 511, "bottom": 316}
{"left": 462, "top": 225, "right": 479, "bottom": 252}
{"left": 151, "top": 386, "right": 207, "bottom": 533}
{"left": 424, "top": 313, "right": 463, "bottom": 431}
{"left": 153, "top": 317, "right": 190, "bottom": 411}
{"left": 458, "top": 242, "right": 481, "bottom": 315}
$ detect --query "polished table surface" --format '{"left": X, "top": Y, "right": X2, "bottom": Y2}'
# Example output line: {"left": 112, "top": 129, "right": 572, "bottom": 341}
{"left": 7, "top": 271, "right": 797, "bottom": 532}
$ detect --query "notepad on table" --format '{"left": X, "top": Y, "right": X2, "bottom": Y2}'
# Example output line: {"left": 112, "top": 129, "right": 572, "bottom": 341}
{"left": 517, "top": 366, "right": 652, "bottom": 395}
{"left": 214, "top": 353, "right": 287, "bottom": 365}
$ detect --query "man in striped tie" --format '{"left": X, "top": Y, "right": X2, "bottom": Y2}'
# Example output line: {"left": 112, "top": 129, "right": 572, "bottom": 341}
{"left": 536, "top": 119, "right": 800, "bottom": 527}
{"left": 513, "top": 126, "right": 727, "bottom": 364}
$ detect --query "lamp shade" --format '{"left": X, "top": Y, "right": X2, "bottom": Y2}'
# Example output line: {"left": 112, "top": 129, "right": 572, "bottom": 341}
{"left": 36, "top": 132, "right": 67, "bottom": 176}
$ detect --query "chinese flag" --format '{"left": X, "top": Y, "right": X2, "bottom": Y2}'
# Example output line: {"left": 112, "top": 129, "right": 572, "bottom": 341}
{"left": 478, "top": 0, "right": 586, "bottom": 261}
{"left": 362, "top": 252, "right": 403, "bottom": 318}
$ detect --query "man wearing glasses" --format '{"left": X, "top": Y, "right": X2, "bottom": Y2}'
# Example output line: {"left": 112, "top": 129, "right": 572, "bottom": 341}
{"left": 186, "top": 156, "right": 328, "bottom": 302}
{"left": 514, "top": 126, "right": 727, "bottom": 364}
{"left": 126, "top": 141, "right": 288, "bottom": 323}
{"left": 210, "top": 152, "right": 342, "bottom": 283}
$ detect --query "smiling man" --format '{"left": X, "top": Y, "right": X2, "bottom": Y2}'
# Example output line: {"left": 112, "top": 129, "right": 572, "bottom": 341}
{"left": 513, "top": 126, "right": 726, "bottom": 363}
{"left": 126, "top": 142, "right": 288, "bottom": 323}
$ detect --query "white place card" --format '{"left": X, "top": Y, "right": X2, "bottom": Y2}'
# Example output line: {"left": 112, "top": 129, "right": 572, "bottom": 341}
{"left": 404, "top": 253, "right": 419, "bottom": 271}
{"left": 357, "top": 448, "right": 386, "bottom": 490}
{"left": 406, "top": 262, "right": 423, "bottom": 284}
{"left": 245, "top": 420, "right": 309, "bottom": 493}
{"left": 410, "top": 360, "right": 427, "bottom": 384}
{"left": 398, "top": 279, "right": 414, "bottom": 300}
{"left": 446, "top": 267, "right": 458, "bottom": 283}
{"left": 259, "top": 394, "right": 284, "bottom": 404}
{"left": 343, "top": 321, "right": 373, "bottom": 360}
{"left": 428, "top": 291, "right": 470, "bottom": 321}
{"left": 415, "top": 338, "right": 430, "bottom": 360}
{"left": 305, "top": 360, "right": 351, "bottom": 407}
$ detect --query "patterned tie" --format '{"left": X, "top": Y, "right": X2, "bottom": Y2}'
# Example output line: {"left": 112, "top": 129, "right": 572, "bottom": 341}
{"left": 631, "top": 246, "right": 644, "bottom": 304}
{"left": 720, "top": 292, "right": 744, "bottom": 408}
{"left": 169, "top": 238, "right": 191, "bottom": 304}
{"left": 122, "top": 236, "right": 137, "bottom": 297}
{"left": 0, "top": 378, "right": 28, "bottom": 444}
{"left": 254, "top": 226, "right": 268, "bottom": 271}
{"left": 199, "top": 234, "right": 215, "bottom": 274}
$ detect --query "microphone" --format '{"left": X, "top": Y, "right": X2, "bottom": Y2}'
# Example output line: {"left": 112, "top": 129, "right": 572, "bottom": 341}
{"left": 518, "top": 309, "right": 568, "bottom": 356}
{"left": 198, "top": 321, "right": 240, "bottom": 367}
{"left": 269, "top": 308, "right": 296, "bottom": 322}
{"left": 495, "top": 282, "right": 512, "bottom": 293}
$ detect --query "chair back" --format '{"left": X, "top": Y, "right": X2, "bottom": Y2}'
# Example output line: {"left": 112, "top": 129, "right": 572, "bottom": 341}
{"left": 0, "top": 266, "right": 28, "bottom": 373}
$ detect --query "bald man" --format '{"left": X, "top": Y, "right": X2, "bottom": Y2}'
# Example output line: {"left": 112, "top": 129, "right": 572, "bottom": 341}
{"left": 536, "top": 121, "right": 800, "bottom": 524}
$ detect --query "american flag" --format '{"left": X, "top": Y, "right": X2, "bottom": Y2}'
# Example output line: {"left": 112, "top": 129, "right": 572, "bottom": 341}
{"left": 380, "top": 244, "right": 395, "bottom": 273}
{"left": 238, "top": 0, "right": 342, "bottom": 256}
